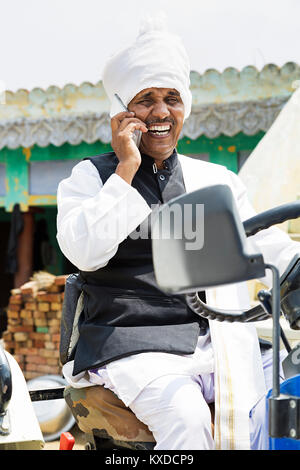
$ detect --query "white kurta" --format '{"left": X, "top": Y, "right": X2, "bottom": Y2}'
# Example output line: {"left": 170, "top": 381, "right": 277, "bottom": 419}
{"left": 56, "top": 154, "right": 300, "bottom": 449}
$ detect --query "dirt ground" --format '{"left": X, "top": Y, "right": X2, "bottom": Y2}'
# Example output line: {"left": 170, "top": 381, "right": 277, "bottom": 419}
{"left": 43, "top": 424, "right": 86, "bottom": 450}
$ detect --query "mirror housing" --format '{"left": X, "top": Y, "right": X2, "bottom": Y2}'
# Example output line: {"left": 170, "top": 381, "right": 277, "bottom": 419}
{"left": 152, "top": 184, "right": 266, "bottom": 294}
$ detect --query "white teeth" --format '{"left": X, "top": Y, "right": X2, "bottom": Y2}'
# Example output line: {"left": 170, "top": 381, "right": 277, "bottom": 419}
{"left": 148, "top": 125, "right": 171, "bottom": 131}
{"left": 152, "top": 130, "right": 169, "bottom": 135}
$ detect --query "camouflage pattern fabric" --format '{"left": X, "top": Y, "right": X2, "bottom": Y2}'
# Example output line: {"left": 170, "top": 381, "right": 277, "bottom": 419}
{"left": 64, "top": 385, "right": 155, "bottom": 444}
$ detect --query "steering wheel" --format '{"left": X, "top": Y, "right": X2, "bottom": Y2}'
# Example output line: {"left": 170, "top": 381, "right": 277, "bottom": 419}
{"left": 186, "top": 201, "right": 300, "bottom": 326}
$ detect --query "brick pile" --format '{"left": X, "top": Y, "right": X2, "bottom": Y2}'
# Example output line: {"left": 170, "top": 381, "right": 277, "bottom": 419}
{"left": 2, "top": 272, "right": 68, "bottom": 380}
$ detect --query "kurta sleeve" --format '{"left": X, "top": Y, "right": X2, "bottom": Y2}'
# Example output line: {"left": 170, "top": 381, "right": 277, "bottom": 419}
{"left": 227, "top": 169, "right": 300, "bottom": 287}
{"left": 56, "top": 160, "right": 152, "bottom": 271}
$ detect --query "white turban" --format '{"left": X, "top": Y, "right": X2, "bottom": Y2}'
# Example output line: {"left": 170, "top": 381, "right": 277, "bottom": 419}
{"left": 102, "top": 14, "right": 192, "bottom": 120}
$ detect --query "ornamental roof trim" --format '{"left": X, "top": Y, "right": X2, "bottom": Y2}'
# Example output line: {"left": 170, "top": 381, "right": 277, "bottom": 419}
{"left": 0, "top": 62, "right": 299, "bottom": 148}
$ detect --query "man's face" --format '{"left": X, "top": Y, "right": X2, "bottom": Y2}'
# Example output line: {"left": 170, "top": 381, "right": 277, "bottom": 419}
{"left": 128, "top": 87, "right": 185, "bottom": 160}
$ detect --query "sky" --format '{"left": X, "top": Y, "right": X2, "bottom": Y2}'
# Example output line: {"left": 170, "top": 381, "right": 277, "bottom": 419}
{"left": 0, "top": 0, "right": 299, "bottom": 92}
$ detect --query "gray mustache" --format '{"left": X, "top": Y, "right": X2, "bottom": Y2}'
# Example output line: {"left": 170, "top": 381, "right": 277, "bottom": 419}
{"left": 146, "top": 119, "right": 175, "bottom": 127}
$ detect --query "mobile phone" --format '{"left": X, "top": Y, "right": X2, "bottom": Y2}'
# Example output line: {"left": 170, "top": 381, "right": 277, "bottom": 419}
{"left": 114, "top": 94, "right": 142, "bottom": 148}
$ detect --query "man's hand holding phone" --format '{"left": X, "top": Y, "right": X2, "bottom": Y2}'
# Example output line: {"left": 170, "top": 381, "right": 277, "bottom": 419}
{"left": 111, "top": 111, "right": 148, "bottom": 185}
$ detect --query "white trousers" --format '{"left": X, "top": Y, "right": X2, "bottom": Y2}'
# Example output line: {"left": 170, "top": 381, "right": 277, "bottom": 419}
{"left": 127, "top": 349, "right": 286, "bottom": 450}
{"left": 130, "top": 373, "right": 215, "bottom": 450}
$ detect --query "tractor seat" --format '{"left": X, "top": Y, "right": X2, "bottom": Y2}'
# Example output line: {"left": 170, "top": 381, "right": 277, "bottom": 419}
{"left": 64, "top": 385, "right": 215, "bottom": 450}
{"left": 64, "top": 385, "right": 156, "bottom": 450}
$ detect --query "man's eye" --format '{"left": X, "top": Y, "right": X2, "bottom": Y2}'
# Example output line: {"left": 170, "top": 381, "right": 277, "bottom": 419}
{"left": 139, "top": 100, "right": 152, "bottom": 105}
{"left": 165, "top": 98, "right": 179, "bottom": 105}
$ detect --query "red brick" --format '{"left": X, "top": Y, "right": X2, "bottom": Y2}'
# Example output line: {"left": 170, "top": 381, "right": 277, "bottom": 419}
{"left": 9, "top": 325, "right": 33, "bottom": 333}
{"left": 20, "top": 309, "right": 32, "bottom": 319}
{"left": 9, "top": 294, "right": 22, "bottom": 304}
{"left": 7, "top": 310, "right": 20, "bottom": 319}
{"left": 46, "top": 358, "right": 59, "bottom": 366}
{"left": 48, "top": 326, "right": 60, "bottom": 334}
{"left": 25, "top": 355, "right": 47, "bottom": 364}
{"left": 37, "top": 293, "right": 61, "bottom": 303}
{"left": 29, "top": 332, "right": 51, "bottom": 341}
{"left": 42, "top": 349, "right": 59, "bottom": 358}
{"left": 14, "top": 332, "right": 29, "bottom": 342}
{"left": 33, "top": 310, "right": 46, "bottom": 319}
{"left": 7, "top": 303, "right": 21, "bottom": 311}
{"left": 51, "top": 333, "right": 60, "bottom": 342}
{"left": 22, "top": 294, "right": 35, "bottom": 302}
{"left": 22, "top": 318, "right": 34, "bottom": 326}
{"left": 20, "top": 281, "right": 38, "bottom": 296}
{"left": 48, "top": 318, "right": 60, "bottom": 327}
{"left": 36, "top": 291, "right": 47, "bottom": 301}
{"left": 46, "top": 311, "right": 57, "bottom": 319}
{"left": 25, "top": 363, "right": 38, "bottom": 371}
{"left": 17, "top": 347, "right": 38, "bottom": 355}
{"left": 55, "top": 275, "right": 68, "bottom": 286}
{"left": 7, "top": 323, "right": 20, "bottom": 331}
{"left": 34, "top": 319, "right": 48, "bottom": 327}
{"left": 50, "top": 302, "right": 61, "bottom": 311}
{"left": 38, "top": 302, "right": 50, "bottom": 312}
{"left": 47, "top": 284, "right": 61, "bottom": 293}
{"left": 35, "top": 364, "right": 61, "bottom": 374}
{"left": 25, "top": 302, "right": 36, "bottom": 311}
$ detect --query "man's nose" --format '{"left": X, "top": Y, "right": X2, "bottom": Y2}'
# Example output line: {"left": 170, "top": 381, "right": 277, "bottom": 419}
{"left": 151, "top": 101, "right": 170, "bottom": 120}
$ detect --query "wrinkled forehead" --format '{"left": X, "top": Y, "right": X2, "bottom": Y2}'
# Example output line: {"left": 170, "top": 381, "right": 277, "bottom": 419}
{"left": 130, "top": 87, "right": 181, "bottom": 102}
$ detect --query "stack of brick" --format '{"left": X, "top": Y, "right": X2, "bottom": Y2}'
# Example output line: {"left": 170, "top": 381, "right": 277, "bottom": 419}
{"left": 2, "top": 273, "right": 68, "bottom": 380}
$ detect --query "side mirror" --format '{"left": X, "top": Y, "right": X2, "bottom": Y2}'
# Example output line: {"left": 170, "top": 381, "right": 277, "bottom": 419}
{"left": 152, "top": 184, "right": 266, "bottom": 294}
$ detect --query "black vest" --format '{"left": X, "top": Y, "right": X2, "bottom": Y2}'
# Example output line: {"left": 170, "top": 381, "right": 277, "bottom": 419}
{"left": 72, "top": 151, "right": 208, "bottom": 375}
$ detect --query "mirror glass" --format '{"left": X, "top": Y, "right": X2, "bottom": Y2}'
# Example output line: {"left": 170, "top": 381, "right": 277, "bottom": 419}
{"left": 152, "top": 185, "right": 265, "bottom": 293}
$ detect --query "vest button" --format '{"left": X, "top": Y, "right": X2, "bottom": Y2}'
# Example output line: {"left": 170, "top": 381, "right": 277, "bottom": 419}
{"left": 159, "top": 174, "right": 165, "bottom": 181}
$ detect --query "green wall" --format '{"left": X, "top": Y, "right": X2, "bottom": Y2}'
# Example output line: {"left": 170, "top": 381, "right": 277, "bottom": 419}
{"left": 177, "top": 132, "right": 265, "bottom": 173}
{"left": 0, "top": 131, "right": 265, "bottom": 212}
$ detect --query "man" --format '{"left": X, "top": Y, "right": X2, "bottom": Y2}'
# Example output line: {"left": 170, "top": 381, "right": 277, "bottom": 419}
{"left": 57, "top": 17, "right": 300, "bottom": 449}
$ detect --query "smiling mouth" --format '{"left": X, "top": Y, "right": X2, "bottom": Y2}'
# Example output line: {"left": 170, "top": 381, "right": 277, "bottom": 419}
{"left": 147, "top": 124, "right": 172, "bottom": 137}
